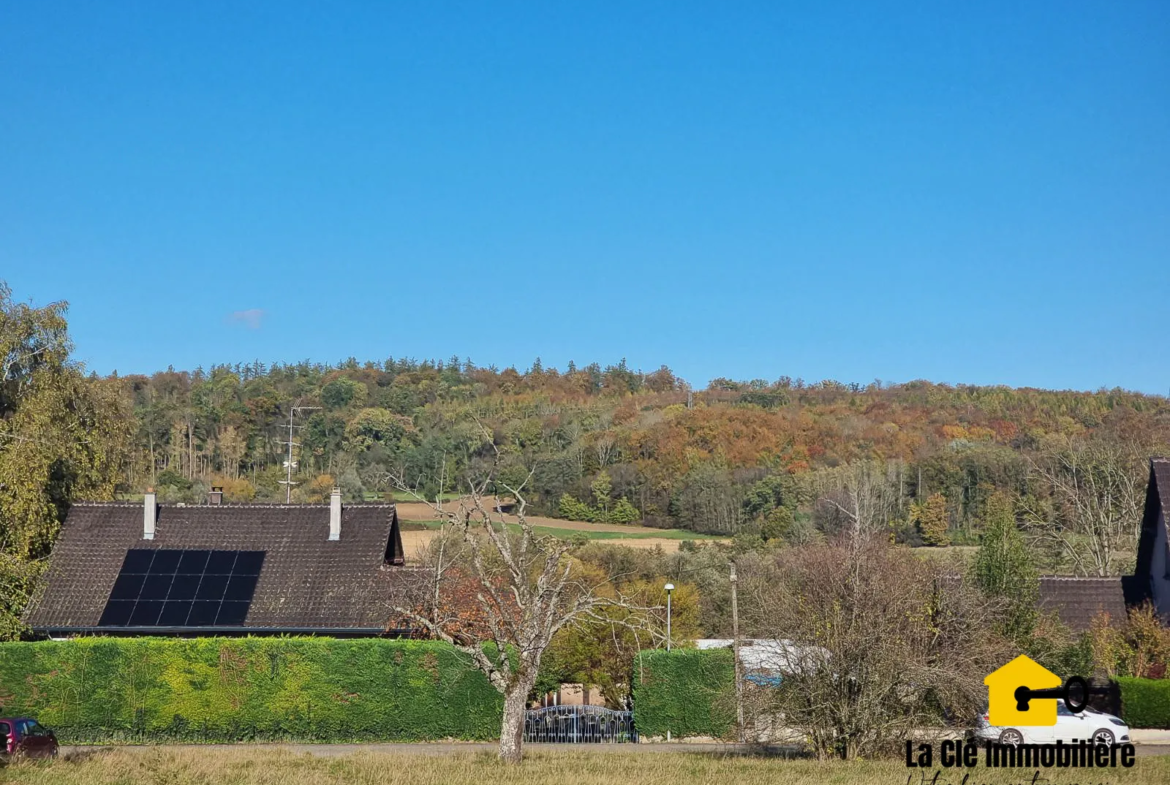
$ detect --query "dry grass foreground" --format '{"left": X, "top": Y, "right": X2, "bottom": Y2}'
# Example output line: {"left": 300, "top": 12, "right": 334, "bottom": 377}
{"left": 4, "top": 748, "right": 1170, "bottom": 785}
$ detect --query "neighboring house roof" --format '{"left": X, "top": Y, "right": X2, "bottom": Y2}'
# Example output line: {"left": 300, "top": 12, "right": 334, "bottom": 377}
{"left": 975, "top": 458, "right": 1170, "bottom": 633}
{"left": 1134, "top": 458, "right": 1170, "bottom": 582}
{"left": 1037, "top": 577, "right": 1129, "bottom": 632}
{"left": 24, "top": 499, "right": 421, "bottom": 637}
{"left": 695, "top": 638, "right": 827, "bottom": 673}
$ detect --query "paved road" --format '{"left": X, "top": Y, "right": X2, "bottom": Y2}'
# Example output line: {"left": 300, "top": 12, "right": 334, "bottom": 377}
{"left": 61, "top": 742, "right": 1170, "bottom": 758}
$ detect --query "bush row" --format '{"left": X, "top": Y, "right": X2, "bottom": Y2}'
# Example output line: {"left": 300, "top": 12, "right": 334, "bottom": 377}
{"left": 631, "top": 653, "right": 1170, "bottom": 736}
{"left": 13, "top": 639, "right": 1154, "bottom": 743}
{"left": 0, "top": 638, "right": 502, "bottom": 743}
{"left": 1119, "top": 677, "right": 1170, "bottom": 730}
{"left": 632, "top": 648, "right": 735, "bottom": 739}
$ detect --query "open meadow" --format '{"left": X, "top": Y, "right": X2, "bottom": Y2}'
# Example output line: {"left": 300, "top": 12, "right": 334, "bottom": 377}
{"left": 4, "top": 748, "right": 1170, "bottom": 785}
{"left": 395, "top": 501, "right": 726, "bottom": 557}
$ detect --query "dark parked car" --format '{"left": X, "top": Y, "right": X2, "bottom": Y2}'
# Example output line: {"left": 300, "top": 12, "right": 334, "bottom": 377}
{"left": 0, "top": 718, "right": 58, "bottom": 759}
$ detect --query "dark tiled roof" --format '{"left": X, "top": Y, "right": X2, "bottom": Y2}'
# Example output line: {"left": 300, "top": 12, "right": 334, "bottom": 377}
{"left": 25, "top": 501, "right": 422, "bottom": 636}
{"left": 1154, "top": 458, "right": 1170, "bottom": 507}
{"left": 1135, "top": 458, "right": 1170, "bottom": 582}
{"left": 1037, "top": 576, "right": 1128, "bottom": 632}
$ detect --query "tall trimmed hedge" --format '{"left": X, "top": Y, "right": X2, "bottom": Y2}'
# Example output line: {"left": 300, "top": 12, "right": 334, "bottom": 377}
{"left": 632, "top": 648, "right": 735, "bottom": 739}
{"left": 0, "top": 638, "right": 502, "bottom": 743}
{"left": 1118, "top": 677, "right": 1170, "bottom": 729}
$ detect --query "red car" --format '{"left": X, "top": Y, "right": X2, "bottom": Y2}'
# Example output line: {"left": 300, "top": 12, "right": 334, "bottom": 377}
{"left": 0, "top": 718, "right": 58, "bottom": 759}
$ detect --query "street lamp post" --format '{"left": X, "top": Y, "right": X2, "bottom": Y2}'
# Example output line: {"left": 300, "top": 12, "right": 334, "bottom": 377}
{"left": 664, "top": 583, "right": 675, "bottom": 652}
{"left": 730, "top": 563, "right": 744, "bottom": 743}
{"left": 664, "top": 582, "right": 676, "bottom": 742}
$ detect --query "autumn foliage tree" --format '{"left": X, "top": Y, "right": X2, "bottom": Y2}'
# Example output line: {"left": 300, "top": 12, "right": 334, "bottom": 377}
{"left": 1088, "top": 604, "right": 1170, "bottom": 679}
{"left": 0, "top": 282, "right": 130, "bottom": 639}
{"left": 547, "top": 578, "right": 699, "bottom": 707}
{"left": 913, "top": 492, "right": 950, "bottom": 546}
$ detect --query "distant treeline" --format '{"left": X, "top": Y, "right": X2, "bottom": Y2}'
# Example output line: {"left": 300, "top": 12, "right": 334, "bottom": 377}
{"left": 5, "top": 273, "right": 1170, "bottom": 645}
{"left": 114, "top": 357, "right": 1170, "bottom": 571}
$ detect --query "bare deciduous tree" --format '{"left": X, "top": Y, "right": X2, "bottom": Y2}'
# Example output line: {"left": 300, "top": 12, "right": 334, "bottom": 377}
{"left": 592, "top": 432, "right": 617, "bottom": 468}
{"left": 809, "top": 460, "right": 903, "bottom": 543}
{"left": 738, "top": 540, "right": 1009, "bottom": 759}
{"left": 391, "top": 467, "right": 651, "bottom": 763}
{"left": 1022, "top": 438, "right": 1146, "bottom": 576}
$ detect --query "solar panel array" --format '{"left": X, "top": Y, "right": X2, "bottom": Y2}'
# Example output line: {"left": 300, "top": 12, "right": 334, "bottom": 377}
{"left": 97, "top": 549, "right": 265, "bottom": 627}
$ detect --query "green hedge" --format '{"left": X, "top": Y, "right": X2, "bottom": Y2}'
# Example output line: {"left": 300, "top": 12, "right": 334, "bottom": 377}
{"left": 1118, "top": 677, "right": 1170, "bottom": 729}
{"left": 632, "top": 649, "right": 735, "bottom": 739}
{"left": 0, "top": 638, "right": 502, "bottom": 743}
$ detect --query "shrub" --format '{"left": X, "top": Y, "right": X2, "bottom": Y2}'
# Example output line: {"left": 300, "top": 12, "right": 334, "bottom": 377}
{"left": 632, "top": 649, "right": 735, "bottom": 739}
{"left": 155, "top": 470, "right": 192, "bottom": 491}
{"left": 609, "top": 498, "right": 641, "bottom": 524}
{"left": 558, "top": 493, "right": 595, "bottom": 522}
{"left": 1087, "top": 603, "right": 1170, "bottom": 679}
{"left": 1118, "top": 677, "right": 1170, "bottom": 729}
{"left": 0, "top": 638, "right": 502, "bottom": 743}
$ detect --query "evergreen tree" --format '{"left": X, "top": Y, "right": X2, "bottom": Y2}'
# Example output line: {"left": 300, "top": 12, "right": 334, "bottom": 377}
{"left": 590, "top": 471, "right": 613, "bottom": 519}
{"left": 557, "top": 493, "right": 595, "bottom": 522}
{"left": 609, "top": 497, "right": 641, "bottom": 524}
{"left": 972, "top": 492, "right": 1039, "bottom": 642}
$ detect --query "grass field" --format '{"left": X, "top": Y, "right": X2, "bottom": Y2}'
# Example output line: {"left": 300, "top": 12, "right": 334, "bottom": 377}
{"left": 371, "top": 492, "right": 463, "bottom": 503}
{"left": 393, "top": 499, "right": 727, "bottom": 559}
{"left": 4, "top": 748, "right": 1168, "bottom": 785}
{"left": 400, "top": 519, "right": 722, "bottom": 541}
{"left": 397, "top": 518, "right": 723, "bottom": 558}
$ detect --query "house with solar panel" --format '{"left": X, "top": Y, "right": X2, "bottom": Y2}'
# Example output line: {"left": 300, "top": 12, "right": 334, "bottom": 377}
{"left": 24, "top": 487, "right": 422, "bottom": 638}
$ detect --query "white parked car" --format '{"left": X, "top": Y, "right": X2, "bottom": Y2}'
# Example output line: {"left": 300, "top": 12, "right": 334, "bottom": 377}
{"left": 975, "top": 700, "right": 1130, "bottom": 746}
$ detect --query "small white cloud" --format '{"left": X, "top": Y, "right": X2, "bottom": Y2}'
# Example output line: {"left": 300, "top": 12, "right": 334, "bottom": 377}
{"left": 227, "top": 309, "right": 265, "bottom": 330}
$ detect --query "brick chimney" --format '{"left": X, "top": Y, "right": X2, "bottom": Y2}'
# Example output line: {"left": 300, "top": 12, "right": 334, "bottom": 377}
{"left": 329, "top": 486, "right": 342, "bottom": 541}
{"left": 209, "top": 486, "right": 223, "bottom": 505}
{"left": 144, "top": 488, "right": 157, "bottom": 540}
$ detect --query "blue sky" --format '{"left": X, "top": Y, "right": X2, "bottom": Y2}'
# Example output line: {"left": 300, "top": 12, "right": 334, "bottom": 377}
{"left": 2, "top": 2, "right": 1167, "bottom": 392}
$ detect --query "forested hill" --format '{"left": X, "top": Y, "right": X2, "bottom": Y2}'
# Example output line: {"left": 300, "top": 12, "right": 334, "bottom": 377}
{"left": 117, "top": 358, "right": 1170, "bottom": 565}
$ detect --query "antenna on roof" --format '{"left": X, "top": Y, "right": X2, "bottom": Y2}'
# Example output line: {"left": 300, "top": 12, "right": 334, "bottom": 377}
{"left": 278, "top": 402, "right": 321, "bottom": 503}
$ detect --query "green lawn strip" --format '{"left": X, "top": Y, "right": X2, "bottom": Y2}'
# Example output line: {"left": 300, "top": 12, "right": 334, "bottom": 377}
{"left": 364, "top": 492, "right": 463, "bottom": 502}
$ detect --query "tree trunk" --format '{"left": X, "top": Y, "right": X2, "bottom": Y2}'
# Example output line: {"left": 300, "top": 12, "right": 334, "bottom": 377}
{"left": 498, "top": 682, "right": 530, "bottom": 764}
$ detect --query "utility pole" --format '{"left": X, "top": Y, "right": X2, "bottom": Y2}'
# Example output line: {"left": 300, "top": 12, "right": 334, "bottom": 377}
{"left": 278, "top": 403, "right": 320, "bottom": 503}
{"left": 730, "top": 562, "right": 745, "bottom": 744}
